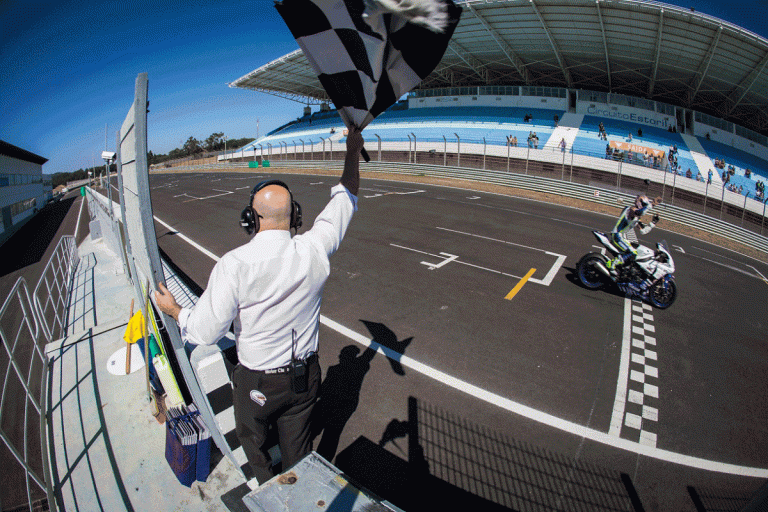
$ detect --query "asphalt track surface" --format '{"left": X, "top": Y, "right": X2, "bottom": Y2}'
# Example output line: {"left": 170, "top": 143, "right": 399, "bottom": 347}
{"left": 145, "top": 171, "right": 767, "bottom": 511}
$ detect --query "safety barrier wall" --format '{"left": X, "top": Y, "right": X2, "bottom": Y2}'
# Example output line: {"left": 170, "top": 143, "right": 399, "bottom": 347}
{"left": 1, "top": 233, "right": 78, "bottom": 512}
{"left": 261, "top": 159, "right": 768, "bottom": 255}
{"left": 114, "top": 73, "right": 245, "bottom": 481}
{"left": 85, "top": 186, "right": 129, "bottom": 276}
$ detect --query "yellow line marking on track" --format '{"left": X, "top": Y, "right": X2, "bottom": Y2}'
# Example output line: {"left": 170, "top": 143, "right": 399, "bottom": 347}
{"left": 505, "top": 268, "right": 536, "bottom": 300}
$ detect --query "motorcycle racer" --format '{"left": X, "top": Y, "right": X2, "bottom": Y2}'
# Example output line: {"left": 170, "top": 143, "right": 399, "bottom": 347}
{"left": 605, "top": 195, "right": 661, "bottom": 274}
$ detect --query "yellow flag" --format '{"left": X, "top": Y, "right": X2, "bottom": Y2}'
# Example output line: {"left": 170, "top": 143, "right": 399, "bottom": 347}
{"left": 123, "top": 311, "right": 145, "bottom": 345}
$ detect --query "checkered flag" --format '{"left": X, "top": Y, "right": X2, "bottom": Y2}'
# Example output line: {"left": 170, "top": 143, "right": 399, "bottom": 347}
{"left": 275, "top": 0, "right": 461, "bottom": 156}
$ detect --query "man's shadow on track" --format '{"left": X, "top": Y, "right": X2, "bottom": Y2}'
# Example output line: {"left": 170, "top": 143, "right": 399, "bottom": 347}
{"left": 311, "top": 320, "right": 412, "bottom": 462}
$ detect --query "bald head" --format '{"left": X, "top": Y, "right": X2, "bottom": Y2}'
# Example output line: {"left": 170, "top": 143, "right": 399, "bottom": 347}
{"left": 252, "top": 184, "right": 292, "bottom": 232}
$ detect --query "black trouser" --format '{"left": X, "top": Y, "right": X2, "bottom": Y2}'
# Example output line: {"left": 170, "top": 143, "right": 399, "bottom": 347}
{"left": 232, "top": 356, "right": 321, "bottom": 484}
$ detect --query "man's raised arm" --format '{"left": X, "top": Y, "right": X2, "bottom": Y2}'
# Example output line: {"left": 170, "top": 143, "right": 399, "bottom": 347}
{"left": 340, "top": 126, "right": 364, "bottom": 196}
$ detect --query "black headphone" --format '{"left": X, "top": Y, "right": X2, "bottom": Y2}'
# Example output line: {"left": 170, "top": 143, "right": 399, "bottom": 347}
{"left": 240, "top": 179, "right": 302, "bottom": 235}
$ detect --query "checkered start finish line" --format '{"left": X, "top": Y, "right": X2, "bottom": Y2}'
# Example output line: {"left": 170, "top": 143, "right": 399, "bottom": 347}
{"left": 275, "top": 0, "right": 461, "bottom": 131}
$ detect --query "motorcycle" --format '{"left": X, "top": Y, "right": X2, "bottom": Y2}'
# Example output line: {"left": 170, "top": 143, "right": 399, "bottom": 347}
{"left": 577, "top": 231, "right": 677, "bottom": 309}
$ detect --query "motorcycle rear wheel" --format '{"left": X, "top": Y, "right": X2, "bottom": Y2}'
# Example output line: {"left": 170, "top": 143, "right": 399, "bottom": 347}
{"left": 577, "top": 253, "right": 608, "bottom": 289}
{"left": 649, "top": 279, "right": 677, "bottom": 309}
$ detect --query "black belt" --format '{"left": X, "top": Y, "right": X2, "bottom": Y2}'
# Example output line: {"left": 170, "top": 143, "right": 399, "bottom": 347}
{"left": 262, "top": 352, "right": 318, "bottom": 375}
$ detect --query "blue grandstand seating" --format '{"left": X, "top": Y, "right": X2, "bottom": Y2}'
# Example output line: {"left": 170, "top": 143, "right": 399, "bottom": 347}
{"left": 697, "top": 137, "right": 768, "bottom": 193}
{"left": 246, "top": 104, "right": 767, "bottom": 194}
{"left": 574, "top": 115, "right": 697, "bottom": 172}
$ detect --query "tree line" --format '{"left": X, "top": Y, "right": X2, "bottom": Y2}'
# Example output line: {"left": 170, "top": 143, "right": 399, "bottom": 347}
{"left": 149, "top": 133, "right": 255, "bottom": 165}
{"left": 50, "top": 133, "right": 255, "bottom": 188}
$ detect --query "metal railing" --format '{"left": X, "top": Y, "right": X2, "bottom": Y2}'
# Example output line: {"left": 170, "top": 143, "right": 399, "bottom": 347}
{"left": 0, "top": 277, "right": 55, "bottom": 512}
{"left": 33, "top": 235, "right": 80, "bottom": 342}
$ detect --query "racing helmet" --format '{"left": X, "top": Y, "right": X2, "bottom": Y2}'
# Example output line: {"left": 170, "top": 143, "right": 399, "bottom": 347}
{"left": 635, "top": 195, "right": 652, "bottom": 215}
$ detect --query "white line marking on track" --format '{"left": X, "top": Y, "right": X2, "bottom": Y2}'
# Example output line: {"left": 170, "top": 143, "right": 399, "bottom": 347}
{"left": 610, "top": 298, "right": 633, "bottom": 437}
{"left": 391, "top": 244, "right": 522, "bottom": 279}
{"left": 436, "top": 227, "right": 566, "bottom": 285}
{"left": 155, "top": 214, "right": 768, "bottom": 478}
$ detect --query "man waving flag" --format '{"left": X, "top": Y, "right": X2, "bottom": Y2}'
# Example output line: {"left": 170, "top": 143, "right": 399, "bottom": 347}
{"left": 275, "top": 0, "right": 462, "bottom": 159}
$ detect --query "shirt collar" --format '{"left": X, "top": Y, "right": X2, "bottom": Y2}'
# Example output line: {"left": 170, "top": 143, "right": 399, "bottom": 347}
{"left": 251, "top": 229, "right": 292, "bottom": 243}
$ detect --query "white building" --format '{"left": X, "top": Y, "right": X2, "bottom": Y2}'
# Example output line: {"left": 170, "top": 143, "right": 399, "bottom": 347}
{"left": 1, "top": 140, "right": 52, "bottom": 243}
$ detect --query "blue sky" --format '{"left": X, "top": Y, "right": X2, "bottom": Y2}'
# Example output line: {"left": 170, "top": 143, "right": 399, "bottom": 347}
{"left": 1, "top": 0, "right": 766, "bottom": 175}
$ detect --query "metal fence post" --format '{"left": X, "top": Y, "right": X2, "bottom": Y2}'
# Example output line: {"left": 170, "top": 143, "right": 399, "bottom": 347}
{"left": 741, "top": 193, "right": 749, "bottom": 227}
{"left": 570, "top": 148, "right": 574, "bottom": 181}
{"left": 483, "top": 137, "right": 486, "bottom": 170}
{"left": 455, "top": 133, "right": 460, "bottom": 167}
{"left": 411, "top": 133, "right": 416, "bottom": 165}
{"left": 443, "top": 135, "right": 447, "bottom": 167}
{"left": 406, "top": 134, "right": 412, "bottom": 164}
{"left": 376, "top": 134, "right": 382, "bottom": 162}
{"left": 762, "top": 199, "right": 767, "bottom": 235}
{"left": 300, "top": 139, "right": 305, "bottom": 160}
{"left": 720, "top": 184, "right": 726, "bottom": 220}
{"left": 330, "top": 139, "right": 333, "bottom": 160}
{"left": 319, "top": 137, "right": 326, "bottom": 161}
{"left": 525, "top": 145, "right": 530, "bottom": 175}
{"left": 506, "top": 138, "right": 510, "bottom": 172}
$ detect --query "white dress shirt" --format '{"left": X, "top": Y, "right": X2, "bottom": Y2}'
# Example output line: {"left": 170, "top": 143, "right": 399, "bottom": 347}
{"left": 178, "top": 183, "right": 357, "bottom": 371}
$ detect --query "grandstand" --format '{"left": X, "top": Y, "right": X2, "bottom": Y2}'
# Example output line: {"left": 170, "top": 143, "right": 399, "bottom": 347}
{"left": 222, "top": 0, "right": 768, "bottom": 228}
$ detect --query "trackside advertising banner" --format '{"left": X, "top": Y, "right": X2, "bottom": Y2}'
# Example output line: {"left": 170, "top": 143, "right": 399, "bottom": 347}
{"left": 579, "top": 102, "right": 674, "bottom": 130}
{"left": 609, "top": 141, "right": 665, "bottom": 159}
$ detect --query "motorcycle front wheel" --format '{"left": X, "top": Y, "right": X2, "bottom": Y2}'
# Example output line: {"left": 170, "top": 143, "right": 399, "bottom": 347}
{"left": 577, "top": 253, "right": 608, "bottom": 289}
{"left": 649, "top": 279, "right": 677, "bottom": 309}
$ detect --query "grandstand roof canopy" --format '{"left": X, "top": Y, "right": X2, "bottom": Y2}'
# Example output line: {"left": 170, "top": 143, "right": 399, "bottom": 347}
{"left": 230, "top": 0, "right": 768, "bottom": 136}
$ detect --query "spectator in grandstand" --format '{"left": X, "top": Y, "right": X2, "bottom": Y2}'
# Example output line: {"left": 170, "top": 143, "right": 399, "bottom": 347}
{"left": 686, "top": 169, "right": 692, "bottom": 179}
{"left": 155, "top": 127, "right": 365, "bottom": 485}
{"left": 705, "top": 132, "right": 711, "bottom": 140}
{"left": 745, "top": 168, "right": 751, "bottom": 178}
{"left": 722, "top": 170, "right": 729, "bottom": 184}
{"left": 637, "top": 128, "right": 643, "bottom": 138}
{"left": 696, "top": 171, "right": 703, "bottom": 182}
{"left": 708, "top": 170, "right": 713, "bottom": 184}
{"left": 559, "top": 137, "right": 566, "bottom": 152}
{"left": 524, "top": 113, "right": 532, "bottom": 122}
{"left": 605, "top": 143, "right": 611, "bottom": 159}
{"left": 628, "top": 133, "right": 633, "bottom": 142}
{"left": 739, "top": 185, "right": 744, "bottom": 194}
{"left": 533, "top": 133, "right": 539, "bottom": 149}
{"left": 554, "top": 114, "right": 559, "bottom": 126}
